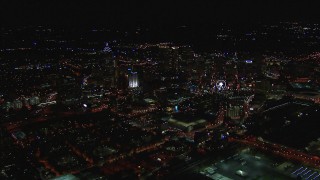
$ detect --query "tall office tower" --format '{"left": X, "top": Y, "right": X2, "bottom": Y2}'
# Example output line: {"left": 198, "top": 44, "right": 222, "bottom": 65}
{"left": 113, "top": 58, "right": 119, "bottom": 87}
{"left": 103, "top": 42, "right": 112, "bottom": 53}
{"left": 226, "top": 105, "right": 242, "bottom": 120}
{"left": 29, "top": 96, "right": 40, "bottom": 105}
{"left": 128, "top": 71, "right": 139, "bottom": 88}
{"left": 56, "top": 75, "right": 82, "bottom": 105}
{"left": 102, "top": 42, "right": 117, "bottom": 88}
{"left": 13, "top": 100, "right": 23, "bottom": 109}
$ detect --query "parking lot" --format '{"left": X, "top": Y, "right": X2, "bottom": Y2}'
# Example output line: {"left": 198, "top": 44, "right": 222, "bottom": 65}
{"left": 199, "top": 149, "right": 293, "bottom": 180}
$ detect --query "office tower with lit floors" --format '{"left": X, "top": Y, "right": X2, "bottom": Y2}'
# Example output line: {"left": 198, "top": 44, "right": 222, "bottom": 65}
{"left": 113, "top": 58, "right": 119, "bottom": 88}
{"left": 129, "top": 71, "right": 139, "bottom": 88}
{"left": 128, "top": 70, "right": 142, "bottom": 102}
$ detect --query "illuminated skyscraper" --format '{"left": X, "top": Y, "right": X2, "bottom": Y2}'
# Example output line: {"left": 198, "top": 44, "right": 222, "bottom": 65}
{"left": 103, "top": 42, "right": 112, "bottom": 53}
{"left": 13, "top": 100, "right": 23, "bottom": 109}
{"left": 227, "top": 105, "right": 241, "bottom": 120}
{"left": 128, "top": 71, "right": 139, "bottom": 88}
{"left": 29, "top": 96, "right": 40, "bottom": 105}
{"left": 113, "top": 58, "right": 119, "bottom": 87}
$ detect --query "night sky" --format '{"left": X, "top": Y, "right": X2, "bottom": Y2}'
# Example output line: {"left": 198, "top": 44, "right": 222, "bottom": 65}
{"left": 1, "top": 0, "right": 320, "bottom": 27}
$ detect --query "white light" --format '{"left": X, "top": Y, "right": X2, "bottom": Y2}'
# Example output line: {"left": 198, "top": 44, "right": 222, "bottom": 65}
{"left": 216, "top": 80, "right": 226, "bottom": 91}
{"left": 129, "top": 72, "right": 139, "bottom": 88}
{"left": 83, "top": 104, "right": 87, "bottom": 108}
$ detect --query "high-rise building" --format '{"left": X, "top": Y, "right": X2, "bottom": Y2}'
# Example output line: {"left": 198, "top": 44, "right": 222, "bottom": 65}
{"left": 227, "top": 105, "right": 241, "bottom": 120}
{"left": 128, "top": 71, "right": 139, "bottom": 88}
{"left": 3, "top": 102, "right": 13, "bottom": 111}
{"left": 57, "top": 75, "right": 82, "bottom": 105}
{"left": 113, "top": 58, "right": 119, "bottom": 88}
{"left": 13, "top": 100, "right": 23, "bottom": 109}
{"left": 29, "top": 96, "right": 40, "bottom": 105}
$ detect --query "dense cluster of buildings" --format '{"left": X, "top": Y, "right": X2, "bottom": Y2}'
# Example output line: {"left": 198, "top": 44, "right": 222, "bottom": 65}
{"left": 1, "top": 23, "right": 320, "bottom": 179}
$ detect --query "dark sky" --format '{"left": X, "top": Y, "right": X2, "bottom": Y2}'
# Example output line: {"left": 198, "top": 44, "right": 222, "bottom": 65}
{"left": 1, "top": 0, "right": 319, "bottom": 27}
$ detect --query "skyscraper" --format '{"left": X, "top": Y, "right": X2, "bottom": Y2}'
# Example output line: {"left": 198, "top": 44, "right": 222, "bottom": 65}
{"left": 113, "top": 58, "right": 119, "bottom": 88}
{"left": 128, "top": 71, "right": 139, "bottom": 88}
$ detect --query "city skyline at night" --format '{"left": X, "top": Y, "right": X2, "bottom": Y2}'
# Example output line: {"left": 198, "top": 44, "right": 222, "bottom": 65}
{"left": 1, "top": 1, "right": 320, "bottom": 180}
